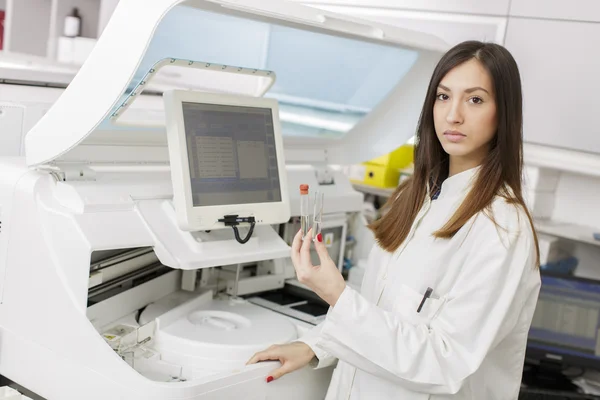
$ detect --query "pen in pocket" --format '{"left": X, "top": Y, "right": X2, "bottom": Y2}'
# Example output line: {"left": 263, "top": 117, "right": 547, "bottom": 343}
{"left": 417, "top": 287, "right": 433, "bottom": 313}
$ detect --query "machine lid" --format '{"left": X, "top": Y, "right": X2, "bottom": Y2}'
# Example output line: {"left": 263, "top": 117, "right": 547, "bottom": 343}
{"left": 25, "top": 0, "right": 448, "bottom": 167}
{"left": 150, "top": 297, "right": 298, "bottom": 366}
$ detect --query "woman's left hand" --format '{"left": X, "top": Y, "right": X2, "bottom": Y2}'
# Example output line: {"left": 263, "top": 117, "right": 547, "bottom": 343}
{"left": 291, "top": 228, "right": 347, "bottom": 307}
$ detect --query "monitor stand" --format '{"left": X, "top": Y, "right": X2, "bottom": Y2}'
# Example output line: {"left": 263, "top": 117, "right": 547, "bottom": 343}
{"left": 522, "top": 360, "right": 578, "bottom": 392}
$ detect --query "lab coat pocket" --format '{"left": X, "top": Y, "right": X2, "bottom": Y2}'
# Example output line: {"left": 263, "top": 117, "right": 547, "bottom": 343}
{"left": 393, "top": 284, "right": 445, "bottom": 326}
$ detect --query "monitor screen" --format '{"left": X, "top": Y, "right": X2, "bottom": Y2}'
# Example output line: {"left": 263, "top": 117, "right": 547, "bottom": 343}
{"left": 181, "top": 102, "right": 282, "bottom": 207}
{"left": 527, "top": 273, "right": 600, "bottom": 367}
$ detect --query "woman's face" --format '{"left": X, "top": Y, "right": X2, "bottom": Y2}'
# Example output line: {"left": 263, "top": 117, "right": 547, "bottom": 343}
{"left": 433, "top": 59, "right": 497, "bottom": 165}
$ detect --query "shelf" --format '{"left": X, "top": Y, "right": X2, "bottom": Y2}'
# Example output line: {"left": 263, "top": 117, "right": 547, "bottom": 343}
{"left": 524, "top": 143, "right": 600, "bottom": 179}
{"left": 3, "top": 0, "right": 103, "bottom": 60}
{"left": 535, "top": 219, "right": 600, "bottom": 247}
{"left": 352, "top": 183, "right": 396, "bottom": 197}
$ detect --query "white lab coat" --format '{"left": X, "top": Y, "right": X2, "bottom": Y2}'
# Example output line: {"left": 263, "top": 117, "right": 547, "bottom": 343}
{"left": 298, "top": 167, "right": 541, "bottom": 400}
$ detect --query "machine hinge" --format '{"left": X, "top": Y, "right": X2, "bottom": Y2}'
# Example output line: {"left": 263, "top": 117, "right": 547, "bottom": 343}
{"left": 45, "top": 164, "right": 97, "bottom": 182}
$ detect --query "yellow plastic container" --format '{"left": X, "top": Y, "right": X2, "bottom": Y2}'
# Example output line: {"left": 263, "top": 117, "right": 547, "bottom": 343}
{"left": 368, "top": 144, "right": 414, "bottom": 170}
{"left": 350, "top": 144, "right": 414, "bottom": 188}
{"left": 360, "top": 163, "right": 400, "bottom": 188}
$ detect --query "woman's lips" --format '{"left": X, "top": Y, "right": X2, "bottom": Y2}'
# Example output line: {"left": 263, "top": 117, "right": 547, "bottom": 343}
{"left": 444, "top": 130, "right": 466, "bottom": 143}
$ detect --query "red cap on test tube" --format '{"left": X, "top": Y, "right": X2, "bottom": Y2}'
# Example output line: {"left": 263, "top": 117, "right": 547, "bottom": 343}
{"left": 299, "top": 184, "right": 309, "bottom": 195}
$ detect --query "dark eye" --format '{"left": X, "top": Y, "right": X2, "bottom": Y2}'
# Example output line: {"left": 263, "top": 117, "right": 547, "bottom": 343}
{"left": 436, "top": 93, "right": 449, "bottom": 101}
{"left": 470, "top": 96, "right": 484, "bottom": 104}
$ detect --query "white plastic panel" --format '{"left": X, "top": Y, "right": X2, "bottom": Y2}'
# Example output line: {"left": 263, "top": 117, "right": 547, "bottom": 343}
{"left": 0, "top": 103, "right": 24, "bottom": 157}
{"left": 0, "top": 58, "right": 76, "bottom": 86}
{"left": 0, "top": 96, "right": 55, "bottom": 158}
{"left": 136, "top": 199, "right": 291, "bottom": 270}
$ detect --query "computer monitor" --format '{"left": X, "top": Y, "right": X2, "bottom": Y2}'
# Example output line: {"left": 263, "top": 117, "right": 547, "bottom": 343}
{"left": 524, "top": 272, "right": 600, "bottom": 388}
{"left": 163, "top": 90, "right": 290, "bottom": 231}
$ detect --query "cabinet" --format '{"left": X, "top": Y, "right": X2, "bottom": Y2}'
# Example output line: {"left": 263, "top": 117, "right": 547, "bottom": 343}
{"left": 504, "top": 17, "right": 600, "bottom": 154}
{"left": 48, "top": 0, "right": 101, "bottom": 60}
{"left": 295, "top": 0, "right": 511, "bottom": 16}
{"left": 510, "top": 0, "right": 600, "bottom": 23}
{"left": 301, "top": 5, "right": 507, "bottom": 46}
{"left": 4, "top": 0, "right": 52, "bottom": 57}
{"left": 52, "top": 0, "right": 100, "bottom": 40}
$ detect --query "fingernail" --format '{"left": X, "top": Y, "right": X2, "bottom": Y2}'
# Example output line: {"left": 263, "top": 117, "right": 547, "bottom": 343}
{"left": 317, "top": 233, "right": 323, "bottom": 242}
{"left": 266, "top": 376, "right": 274, "bottom": 383}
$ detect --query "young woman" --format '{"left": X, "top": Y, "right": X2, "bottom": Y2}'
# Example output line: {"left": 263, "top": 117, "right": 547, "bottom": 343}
{"left": 247, "top": 40, "right": 541, "bottom": 399}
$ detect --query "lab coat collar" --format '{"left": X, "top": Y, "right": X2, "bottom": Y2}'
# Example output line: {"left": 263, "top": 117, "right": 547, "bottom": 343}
{"left": 436, "top": 165, "right": 480, "bottom": 200}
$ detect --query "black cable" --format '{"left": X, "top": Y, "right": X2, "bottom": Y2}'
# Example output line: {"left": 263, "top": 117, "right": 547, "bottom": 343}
{"left": 217, "top": 215, "right": 256, "bottom": 244}
{"left": 232, "top": 223, "right": 255, "bottom": 244}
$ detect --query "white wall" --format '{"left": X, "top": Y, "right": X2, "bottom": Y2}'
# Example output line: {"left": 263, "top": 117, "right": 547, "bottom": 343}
{"left": 504, "top": 18, "right": 600, "bottom": 154}
{"left": 510, "top": 0, "right": 600, "bottom": 23}
{"left": 0, "top": 0, "right": 7, "bottom": 10}
{"left": 553, "top": 173, "right": 600, "bottom": 230}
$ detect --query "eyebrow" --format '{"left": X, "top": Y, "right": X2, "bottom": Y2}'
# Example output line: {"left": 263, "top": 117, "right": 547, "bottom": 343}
{"left": 438, "top": 84, "right": 490, "bottom": 95}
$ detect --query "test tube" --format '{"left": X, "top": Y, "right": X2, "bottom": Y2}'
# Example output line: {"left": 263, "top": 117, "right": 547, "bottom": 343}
{"left": 299, "top": 184, "right": 310, "bottom": 239}
{"left": 312, "top": 191, "right": 324, "bottom": 241}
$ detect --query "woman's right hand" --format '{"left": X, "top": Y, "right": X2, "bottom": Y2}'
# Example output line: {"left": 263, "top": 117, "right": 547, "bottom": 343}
{"left": 246, "top": 341, "right": 316, "bottom": 382}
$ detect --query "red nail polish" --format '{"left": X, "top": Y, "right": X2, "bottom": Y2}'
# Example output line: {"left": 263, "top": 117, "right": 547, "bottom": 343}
{"left": 317, "top": 233, "right": 323, "bottom": 243}
{"left": 266, "top": 376, "right": 274, "bottom": 383}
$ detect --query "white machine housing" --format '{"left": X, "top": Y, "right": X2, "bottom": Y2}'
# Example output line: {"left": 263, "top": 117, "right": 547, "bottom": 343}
{"left": 0, "top": 0, "right": 447, "bottom": 399}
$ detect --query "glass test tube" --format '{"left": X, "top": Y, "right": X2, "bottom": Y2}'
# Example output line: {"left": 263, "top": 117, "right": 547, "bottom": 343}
{"left": 312, "top": 191, "right": 324, "bottom": 241}
{"left": 300, "top": 184, "right": 310, "bottom": 239}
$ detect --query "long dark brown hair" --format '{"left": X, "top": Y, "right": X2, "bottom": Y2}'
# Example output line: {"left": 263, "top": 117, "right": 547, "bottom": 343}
{"left": 370, "top": 40, "right": 539, "bottom": 265}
